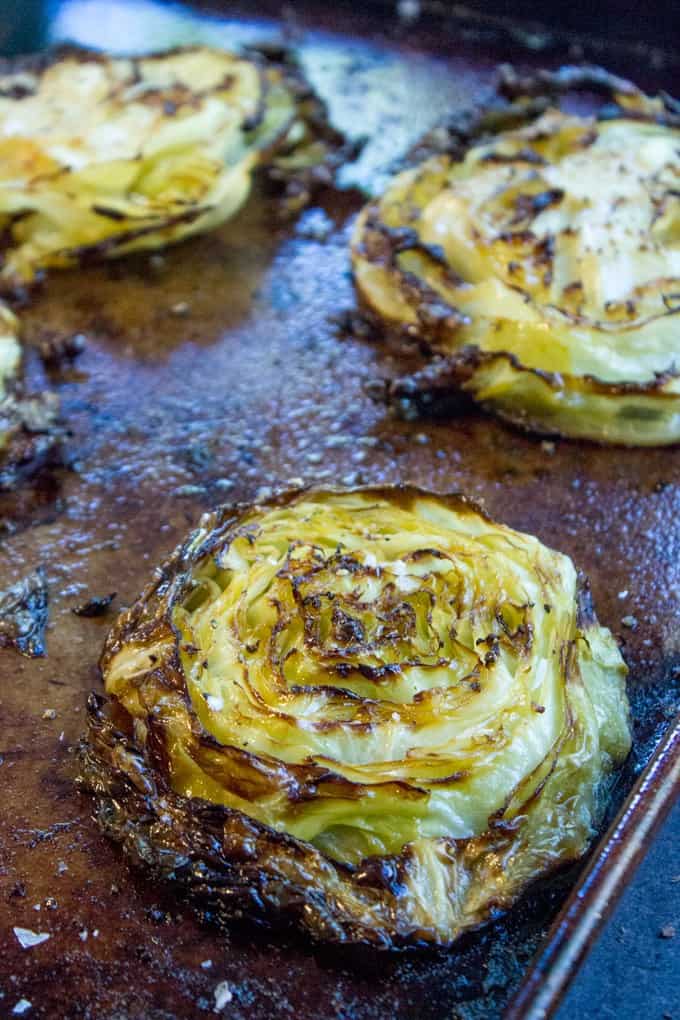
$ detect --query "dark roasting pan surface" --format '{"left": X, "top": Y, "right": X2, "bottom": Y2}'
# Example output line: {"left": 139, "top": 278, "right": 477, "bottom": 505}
{"left": 0, "top": 2, "right": 678, "bottom": 1018}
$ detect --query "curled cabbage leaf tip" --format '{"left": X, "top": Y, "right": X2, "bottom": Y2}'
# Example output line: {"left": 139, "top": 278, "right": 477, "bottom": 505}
{"left": 351, "top": 70, "right": 680, "bottom": 445}
{"left": 80, "top": 486, "right": 631, "bottom": 946}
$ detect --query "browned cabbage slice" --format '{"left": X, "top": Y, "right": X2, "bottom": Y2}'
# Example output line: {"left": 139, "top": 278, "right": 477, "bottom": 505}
{"left": 80, "top": 486, "right": 630, "bottom": 946}
{"left": 351, "top": 70, "right": 680, "bottom": 445}
{"left": 0, "top": 45, "right": 343, "bottom": 288}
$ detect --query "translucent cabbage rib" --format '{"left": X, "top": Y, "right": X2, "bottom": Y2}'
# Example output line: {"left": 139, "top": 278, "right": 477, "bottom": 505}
{"left": 80, "top": 487, "right": 631, "bottom": 947}
{"left": 0, "top": 45, "right": 343, "bottom": 287}
{"left": 351, "top": 75, "right": 680, "bottom": 444}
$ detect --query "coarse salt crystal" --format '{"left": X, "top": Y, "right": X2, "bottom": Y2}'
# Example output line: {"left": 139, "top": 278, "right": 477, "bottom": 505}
{"left": 214, "top": 980, "right": 233, "bottom": 1011}
{"left": 13, "top": 928, "right": 50, "bottom": 949}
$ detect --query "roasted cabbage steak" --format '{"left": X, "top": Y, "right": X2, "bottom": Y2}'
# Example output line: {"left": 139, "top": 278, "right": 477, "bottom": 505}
{"left": 80, "top": 486, "right": 631, "bottom": 946}
{"left": 0, "top": 45, "right": 343, "bottom": 287}
{"left": 352, "top": 70, "right": 680, "bottom": 444}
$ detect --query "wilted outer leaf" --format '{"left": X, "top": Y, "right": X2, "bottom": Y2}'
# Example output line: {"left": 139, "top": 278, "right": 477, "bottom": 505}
{"left": 80, "top": 487, "right": 630, "bottom": 946}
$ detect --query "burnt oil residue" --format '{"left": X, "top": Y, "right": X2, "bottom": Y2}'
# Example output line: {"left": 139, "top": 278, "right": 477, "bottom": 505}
{"left": 0, "top": 2, "right": 678, "bottom": 1019}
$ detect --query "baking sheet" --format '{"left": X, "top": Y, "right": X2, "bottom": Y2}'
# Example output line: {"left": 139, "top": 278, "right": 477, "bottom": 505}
{"left": 1, "top": 2, "right": 678, "bottom": 1018}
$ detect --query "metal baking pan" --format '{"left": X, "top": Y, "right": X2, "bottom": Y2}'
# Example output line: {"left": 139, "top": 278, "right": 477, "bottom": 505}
{"left": 0, "top": 2, "right": 678, "bottom": 1017}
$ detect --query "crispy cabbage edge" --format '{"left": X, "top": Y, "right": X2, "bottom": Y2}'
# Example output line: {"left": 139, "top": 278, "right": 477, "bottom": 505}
{"left": 78, "top": 485, "right": 631, "bottom": 947}
{"left": 350, "top": 66, "right": 680, "bottom": 445}
{"left": 0, "top": 44, "right": 346, "bottom": 289}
